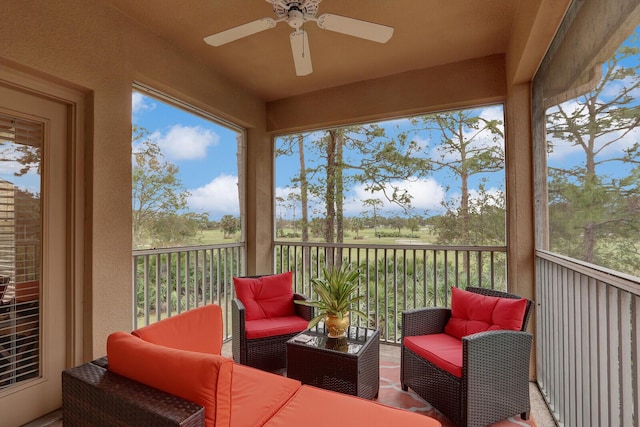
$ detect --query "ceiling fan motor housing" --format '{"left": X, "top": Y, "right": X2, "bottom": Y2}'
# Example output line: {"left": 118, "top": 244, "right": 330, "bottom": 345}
{"left": 273, "top": 0, "right": 321, "bottom": 23}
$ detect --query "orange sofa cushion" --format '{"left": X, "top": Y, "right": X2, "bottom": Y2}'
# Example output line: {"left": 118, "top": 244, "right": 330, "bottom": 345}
{"left": 264, "top": 385, "right": 441, "bottom": 427}
{"left": 245, "top": 316, "right": 310, "bottom": 339}
{"left": 404, "top": 333, "right": 463, "bottom": 377}
{"left": 231, "top": 364, "right": 301, "bottom": 426}
{"left": 132, "top": 304, "right": 223, "bottom": 355}
{"left": 233, "top": 272, "right": 295, "bottom": 320}
{"left": 444, "top": 287, "right": 527, "bottom": 339}
{"left": 107, "top": 331, "right": 233, "bottom": 427}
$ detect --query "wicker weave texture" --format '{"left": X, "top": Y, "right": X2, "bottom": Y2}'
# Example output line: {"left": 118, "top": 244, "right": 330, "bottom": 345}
{"left": 232, "top": 290, "right": 312, "bottom": 372}
{"left": 287, "top": 328, "right": 380, "bottom": 399}
{"left": 400, "top": 286, "right": 533, "bottom": 427}
{"left": 62, "top": 361, "right": 205, "bottom": 427}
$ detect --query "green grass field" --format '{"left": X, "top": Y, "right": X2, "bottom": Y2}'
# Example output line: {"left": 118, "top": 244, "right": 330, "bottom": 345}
{"left": 196, "top": 227, "right": 438, "bottom": 246}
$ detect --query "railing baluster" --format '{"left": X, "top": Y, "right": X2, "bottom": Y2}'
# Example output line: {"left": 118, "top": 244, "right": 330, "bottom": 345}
{"left": 143, "top": 255, "right": 150, "bottom": 327}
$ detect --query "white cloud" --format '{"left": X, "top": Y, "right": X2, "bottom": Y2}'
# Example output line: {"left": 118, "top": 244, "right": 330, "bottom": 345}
{"left": 275, "top": 186, "right": 299, "bottom": 201}
{"left": 275, "top": 178, "right": 447, "bottom": 219}
{"left": 152, "top": 124, "right": 220, "bottom": 160}
{"left": 132, "top": 92, "right": 155, "bottom": 115}
{"left": 411, "top": 135, "right": 430, "bottom": 151}
{"left": 187, "top": 174, "right": 239, "bottom": 215}
{"left": 346, "top": 177, "right": 446, "bottom": 215}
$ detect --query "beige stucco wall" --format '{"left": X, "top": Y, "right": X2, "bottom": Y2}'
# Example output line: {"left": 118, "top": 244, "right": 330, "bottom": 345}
{"left": 0, "top": 0, "right": 267, "bottom": 360}
{"left": 267, "top": 54, "right": 507, "bottom": 134}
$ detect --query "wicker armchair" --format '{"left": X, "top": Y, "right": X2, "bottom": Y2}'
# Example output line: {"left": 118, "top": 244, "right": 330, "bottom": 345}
{"left": 401, "top": 286, "right": 533, "bottom": 427}
{"left": 232, "top": 273, "right": 313, "bottom": 371}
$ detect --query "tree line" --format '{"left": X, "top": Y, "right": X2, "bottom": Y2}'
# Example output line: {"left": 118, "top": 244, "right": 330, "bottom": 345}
{"left": 276, "top": 108, "right": 506, "bottom": 247}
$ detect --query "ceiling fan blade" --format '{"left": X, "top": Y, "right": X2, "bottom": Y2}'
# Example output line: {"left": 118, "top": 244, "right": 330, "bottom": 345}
{"left": 290, "top": 30, "right": 312, "bottom": 76}
{"left": 316, "top": 13, "right": 394, "bottom": 43}
{"left": 204, "top": 18, "right": 276, "bottom": 47}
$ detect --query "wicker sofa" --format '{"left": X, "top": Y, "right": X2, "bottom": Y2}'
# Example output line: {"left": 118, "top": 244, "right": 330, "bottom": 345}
{"left": 62, "top": 304, "right": 441, "bottom": 427}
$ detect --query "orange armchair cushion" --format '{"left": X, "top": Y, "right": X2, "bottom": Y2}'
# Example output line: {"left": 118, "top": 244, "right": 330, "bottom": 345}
{"left": 132, "top": 304, "right": 223, "bottom": 355}
{"left": 107, "top": 331, "right": 233, "bottom": 427}
{"left": 444, "top": 287, "right": 527, "bottom": 339}
{"left": 234, "top": 272, "right": 296, "bottom": 320}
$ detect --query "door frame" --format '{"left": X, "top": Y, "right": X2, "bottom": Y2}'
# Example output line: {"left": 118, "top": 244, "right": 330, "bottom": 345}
{"left": 0, "top": 60, "right": 87, "bottom": 368}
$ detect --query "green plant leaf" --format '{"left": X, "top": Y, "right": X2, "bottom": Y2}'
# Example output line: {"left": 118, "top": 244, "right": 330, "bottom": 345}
{"left": 298, "top": 264, "right": 370, "bottom": 323}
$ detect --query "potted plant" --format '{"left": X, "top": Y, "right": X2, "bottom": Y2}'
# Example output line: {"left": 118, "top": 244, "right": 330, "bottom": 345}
{"left": 295, "top": 263, "right": 369, "bottom": 337}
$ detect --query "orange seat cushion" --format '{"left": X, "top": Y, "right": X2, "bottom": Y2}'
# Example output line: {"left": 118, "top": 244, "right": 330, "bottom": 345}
{"left": 444, "top": 287, "right": 527, "bottom": 339}
{"left": 264, "top": 385, "right": 441, "bottom": 427}
{"left": 231, "top": 364, "right": 301, "bottom": 426}
{"left": 233, "top": 272, "right": 296, "bottom": 320}
{"left": 132, "top": 304, "right": 223, "bottom": 355}
{"left": 404, "top": 333, "right": 463, "bottom": 377}
{"left": 107, "top": 331, "right": 233, "bottom": 427}
{"left": 245, "top": 316, "right": 309, "bottom": 339}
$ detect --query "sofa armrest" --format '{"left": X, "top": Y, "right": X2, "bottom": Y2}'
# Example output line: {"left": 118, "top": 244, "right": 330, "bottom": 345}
{"left": 62, "top": 362, "right": 204, "bottom": 427}
{"left": 232, "top": 298, "right": 246, "bottom": 364}
{"left": 463, "top": 330, "right": 533, "bottom": 424}
{"left": 401, "top": 307, "right": 451, "bottom": 337}
{"left": 293, "top": 293, "right": 313, "bottom": 321}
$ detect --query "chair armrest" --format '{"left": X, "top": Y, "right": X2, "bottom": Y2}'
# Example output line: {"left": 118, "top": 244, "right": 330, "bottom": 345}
{"left": 401, "top": 307, "right": 451, "bottom": 337}
{"left": 293, "top": 293, "right": 313, "bottom": 321}
{"left": 463, "top": 330, "right": 533, "bottom": 400}
{"left": 231, "top": 298, "right": 246, "bottom": 363}
{"left": 63, "top": 362, "right": 204, "bottom": 426}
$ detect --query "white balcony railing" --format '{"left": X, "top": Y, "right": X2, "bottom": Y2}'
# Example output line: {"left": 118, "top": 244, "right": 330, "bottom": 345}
{"left": 274, "top": 241, "right": 507, "bottom": 343}
{"left": 132, "top": 243, "right": 245, "bottom": 337}
{"left": 133, "top": 241, "right": 507, "bottom": 343}
{"left": 536, "top": 250, "right": 640, "bottom": 427}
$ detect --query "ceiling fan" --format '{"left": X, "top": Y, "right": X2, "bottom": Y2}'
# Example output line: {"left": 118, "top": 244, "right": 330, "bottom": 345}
{"left": 203, "top": 0, "right": 394, "bottom": 76}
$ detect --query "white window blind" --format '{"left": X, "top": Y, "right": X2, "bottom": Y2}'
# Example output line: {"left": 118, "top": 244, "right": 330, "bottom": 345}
{"left": 0, "top": 112, "right": 41, "bottom": 389}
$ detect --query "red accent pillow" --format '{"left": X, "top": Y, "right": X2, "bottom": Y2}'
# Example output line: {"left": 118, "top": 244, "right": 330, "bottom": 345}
{"left": 107, "top": 331, "right": 233, "bottom": 427}
{"left": 233, "top": 272, "right": 295, "bottom": 320}
{"left": 444, "top": 287, "right": 527, "bottom": 339}
{"left": 490, "top": 296, "right": 528, "bottom": 331}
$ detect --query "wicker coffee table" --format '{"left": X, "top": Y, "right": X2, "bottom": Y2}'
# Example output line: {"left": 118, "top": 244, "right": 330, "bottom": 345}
{"left": 286, "top": 325, "right": 379, "bottom": 399}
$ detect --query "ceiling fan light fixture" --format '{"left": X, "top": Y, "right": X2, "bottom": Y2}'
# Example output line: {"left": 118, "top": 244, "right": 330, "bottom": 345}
{"left": 287, "top": 9, "right": 305, "bottom": 29}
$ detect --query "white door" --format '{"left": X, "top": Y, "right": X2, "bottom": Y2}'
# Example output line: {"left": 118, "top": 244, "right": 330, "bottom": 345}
{"left": 0, "top": 82, "right": 69, "bottom": 426}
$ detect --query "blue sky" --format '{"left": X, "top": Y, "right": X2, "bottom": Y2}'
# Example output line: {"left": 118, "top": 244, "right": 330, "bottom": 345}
{"left": 0, "top": 119, "right": 40, "bottom": 195}
{"left": 132, "top": 92, "right": 241, "bottom": 220}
